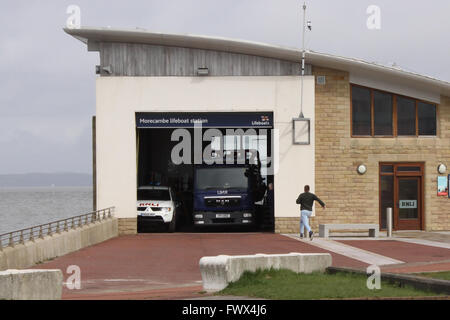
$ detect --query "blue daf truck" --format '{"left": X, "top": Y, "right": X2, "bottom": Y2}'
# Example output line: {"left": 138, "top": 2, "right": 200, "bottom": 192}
{"left": 192, "top": 149, "right": 266, "bottom": 227}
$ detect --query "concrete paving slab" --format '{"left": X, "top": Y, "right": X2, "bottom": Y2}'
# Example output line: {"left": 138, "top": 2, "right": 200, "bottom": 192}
{"left": 338, "top": 240, "right": 450, "bottom": 264}
{"left": 394, "top": 238, "right": 450, "bottom": 250}
{"left": 283, "top": 235, "right": 403, "bottom": 266}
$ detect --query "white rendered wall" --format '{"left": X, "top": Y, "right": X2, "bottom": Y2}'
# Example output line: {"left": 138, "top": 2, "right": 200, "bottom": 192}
{"left": 96, "top": 76, "right": 315, "bottom": 219}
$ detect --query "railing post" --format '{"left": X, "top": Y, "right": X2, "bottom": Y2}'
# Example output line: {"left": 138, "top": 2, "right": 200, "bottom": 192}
{"left": 9, "top": 233, "right": 14, "bottom": 247}
{"left": 19, "top": 231, "right": 24, "bottom": 244}
{"left": 29, "top": 227, "right": 34, "bottom": 242}
{"left": 108, "top": 208, "right": 112, "bottom": 218}
{"left": 48, "top": 223, "right": 53, "bottom": 237}
{"left": 78, "top": 216, "right": 82, "bottom": 228}
{"left": 39, "top": 226, "right": 43, "bottom": 239}
{"left": 56, "top": 221, "right": 61, "bottom": 234}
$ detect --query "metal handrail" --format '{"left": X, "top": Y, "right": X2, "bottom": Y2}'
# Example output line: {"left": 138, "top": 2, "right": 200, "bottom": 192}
{"left": 0, "top": 207, "right": 115, "bottom": 250}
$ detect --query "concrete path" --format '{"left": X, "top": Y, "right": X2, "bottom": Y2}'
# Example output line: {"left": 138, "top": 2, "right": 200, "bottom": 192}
{"left": 283, "top": 235, "right": 404, "bottom": 266}
{"left": 337, "top": 239, "right": 450, "bottom": 264}
{"left": 394, "top": 238, "right": 450, "bottom": 249}
{"left": 393, "top": 231, "right": 450, "bottom": 244}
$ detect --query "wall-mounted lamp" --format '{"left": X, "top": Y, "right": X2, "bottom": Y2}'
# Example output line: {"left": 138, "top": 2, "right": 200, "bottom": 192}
{"left": 197, "top": 67, "right": 209, "bottom": 76}
{"left": 438, "top": 164, "right": 447, "bottom": 174}
{"left": 96, "top": 65, "right": 113, "bottom": 75}
{"left": 292, "top": 118, "right": 310, "bottom": 145}
{"left": 357, "top": 164, "right": 367, "bottom": 175}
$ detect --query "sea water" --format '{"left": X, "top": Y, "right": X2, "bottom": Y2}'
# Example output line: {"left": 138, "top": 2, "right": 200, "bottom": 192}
{"left": 0, "top": 186, "right": 93, "bottom": 235}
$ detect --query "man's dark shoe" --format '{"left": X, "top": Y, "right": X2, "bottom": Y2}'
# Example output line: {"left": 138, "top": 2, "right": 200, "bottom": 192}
{"left": 300, "top": 233, "right": 304, "bottom": 239}
{"left": 309, "top": 231, "right": 314, "bottom": 241}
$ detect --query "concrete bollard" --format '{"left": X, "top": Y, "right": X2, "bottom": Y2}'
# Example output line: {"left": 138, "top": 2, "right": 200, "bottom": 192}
{"left": 386, "top": 208, "right": 393, "bottom": 238}
{"left": 199, "top": 253, "right": 332, "bottom": 292}
{"left": 0, "top": 269, "right": 63, "bottom": 300}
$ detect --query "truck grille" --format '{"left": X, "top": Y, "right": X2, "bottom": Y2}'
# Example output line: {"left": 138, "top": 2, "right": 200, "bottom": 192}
{"left": 211, "top": 218, "right": 235, "bottom": 224}
{"left": 205, "top": 198, "right": 241, "bottom": 207}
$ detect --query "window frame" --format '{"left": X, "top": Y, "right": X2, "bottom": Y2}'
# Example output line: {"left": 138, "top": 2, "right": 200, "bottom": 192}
{"left": 350, "top": 84, "right": 437, "bottom": 138}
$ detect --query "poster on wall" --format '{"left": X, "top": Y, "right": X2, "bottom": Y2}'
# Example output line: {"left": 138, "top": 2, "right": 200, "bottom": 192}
{"left": 437, "top": 176, "right": 448, "bottom": 196}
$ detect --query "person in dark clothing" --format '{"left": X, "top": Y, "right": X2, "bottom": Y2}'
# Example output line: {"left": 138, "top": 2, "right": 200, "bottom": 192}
{"left": 296, "top": 185, "right": 326, "bottom": 240}
{"left": 267, "top": 183, "right": 274, "bottom": 208}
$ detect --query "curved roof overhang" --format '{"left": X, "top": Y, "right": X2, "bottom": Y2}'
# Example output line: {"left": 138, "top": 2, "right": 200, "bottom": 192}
{"left": 64, "top": 27, "right": 450, "bottom": 97}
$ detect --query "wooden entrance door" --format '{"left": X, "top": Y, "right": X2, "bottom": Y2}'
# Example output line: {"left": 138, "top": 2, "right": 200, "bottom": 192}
{"left": 395, "top": 176, "right": 422, "bottom": 230}
{"left": 379, "top": 163, "right": 424, "bottom": 231}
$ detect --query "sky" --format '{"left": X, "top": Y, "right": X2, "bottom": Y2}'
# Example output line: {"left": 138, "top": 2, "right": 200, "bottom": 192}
{"left": 0, "top": 0, "right": 449, "bottom": 175}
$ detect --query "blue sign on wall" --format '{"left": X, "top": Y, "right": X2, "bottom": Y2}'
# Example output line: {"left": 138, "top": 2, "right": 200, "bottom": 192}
{"left": 136, "top": 112, "right": 273, "bottom": 129}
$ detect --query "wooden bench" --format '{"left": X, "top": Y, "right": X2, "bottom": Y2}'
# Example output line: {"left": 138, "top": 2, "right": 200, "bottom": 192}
{"left": 319, "top": 224, "right": 379, "bottom": 238}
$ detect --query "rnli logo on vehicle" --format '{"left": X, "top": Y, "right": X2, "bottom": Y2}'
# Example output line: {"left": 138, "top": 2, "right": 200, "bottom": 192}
{"left": 140, "top": 203, "right": 160, "bottom": 207}
{"left": 251, "top": 116, "right": 270, "bottom": 126}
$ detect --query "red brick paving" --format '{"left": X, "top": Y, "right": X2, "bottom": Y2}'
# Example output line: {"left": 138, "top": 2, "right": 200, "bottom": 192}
{"left": 381, "top": 261, "right": 450, "bottom": 274}
{"left": 33, "top": 233, "right": 368, "bottom": 299}
{"left": 64, "top": 285, "right": 210, "bottom": 300}
{"left": 338, "top": 240, "right": 450, "bottom": 263}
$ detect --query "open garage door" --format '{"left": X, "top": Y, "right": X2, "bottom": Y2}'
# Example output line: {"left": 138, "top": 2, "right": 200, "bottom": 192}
{"left": 136, "top": 112, "right": 275, "bottom": 233}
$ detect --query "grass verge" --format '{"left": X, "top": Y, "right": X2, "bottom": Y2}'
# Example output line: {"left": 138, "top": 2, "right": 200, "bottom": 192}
{"left": 419, "top": 271, "right": 450, "bottom": 281}
{"left": 218, "top": 269, "right": 445, "bottom": 300}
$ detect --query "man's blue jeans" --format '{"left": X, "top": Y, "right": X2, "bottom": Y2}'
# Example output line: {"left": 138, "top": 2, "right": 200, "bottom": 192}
{"left": 300, "top": 210, "right": 313, "bottom": 235}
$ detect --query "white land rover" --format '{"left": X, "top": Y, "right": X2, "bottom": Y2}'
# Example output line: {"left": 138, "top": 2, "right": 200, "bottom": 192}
{"left": 137, "top": 186, "right": 178, "bottom": 232}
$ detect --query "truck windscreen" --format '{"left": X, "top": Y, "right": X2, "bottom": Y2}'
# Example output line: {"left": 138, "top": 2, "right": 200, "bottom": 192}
{"left": 137, "top": 189, "right": 170, "bottom": 201}
{"left": 195, "top": 167, "right": 248, "bottom": 190}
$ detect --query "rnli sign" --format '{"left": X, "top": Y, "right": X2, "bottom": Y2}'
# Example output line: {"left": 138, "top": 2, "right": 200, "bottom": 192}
{"left": 136, "top": 112, "right": 273, "bottom": 129}
{"left": 399, "top": 200, "right": 417, "bottom": 209}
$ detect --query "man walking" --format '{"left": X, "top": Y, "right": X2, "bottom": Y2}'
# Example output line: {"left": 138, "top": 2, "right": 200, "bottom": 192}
{"left": 296, "top": 185, "right": 326, "bottom": 240}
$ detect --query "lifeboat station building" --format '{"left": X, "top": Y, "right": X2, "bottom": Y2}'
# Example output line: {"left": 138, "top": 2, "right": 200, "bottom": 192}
{"left": 66, "top": 27, "right": 450, "bottom": 235}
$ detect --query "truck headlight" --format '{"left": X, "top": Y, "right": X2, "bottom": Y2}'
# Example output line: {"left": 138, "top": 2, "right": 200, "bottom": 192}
{"left": 243, "top": 213, "right": 252, "bottom": 218}
{"left": 162, "top": 207, "right": 172, "bottom": 212}
{"left": 194, "top": 214, "right": 203, "bottom": 219}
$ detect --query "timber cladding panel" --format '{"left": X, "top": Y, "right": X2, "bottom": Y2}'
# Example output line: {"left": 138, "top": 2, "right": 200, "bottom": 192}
{"left": 312, "top": 66, "right": 450, "bottom": 232}
{"left": 98, "top": 42, "right": 309, "bottom": 77}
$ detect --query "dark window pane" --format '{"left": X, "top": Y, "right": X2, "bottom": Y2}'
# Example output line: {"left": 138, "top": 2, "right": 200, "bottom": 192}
{"left": 398, "top": 179, "right": 419, "bottom": 219}
{"left": 418, "top": 102, "right": 436, "bottom": 136}
{"left": 397, "top": 96, "right": 416, "bottom": 135}
{"left": 374, "top": 91, "right": 393, "bottom": 136}
{"left": 397, "top": 166, "right": 421, "bottom": 172}
{"left": 352, "top": 86, "right": 371, "bottom": 136}
{"left": 381, "top": 165, "right": 393, "bottom": 173}
{"left": 380, "top": 175, "right": 394, "bottom": 229}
